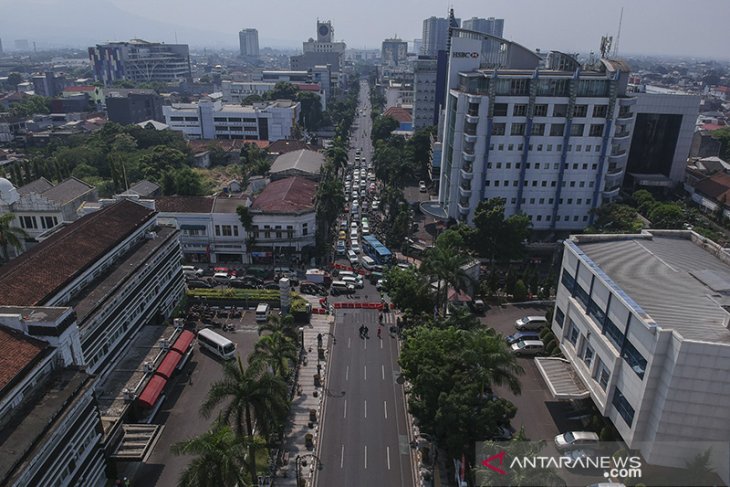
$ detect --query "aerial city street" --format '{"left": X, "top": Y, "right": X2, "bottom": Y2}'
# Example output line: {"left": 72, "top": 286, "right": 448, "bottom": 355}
{"left": 0, "top": 1, "right": 729, "bottom": 487}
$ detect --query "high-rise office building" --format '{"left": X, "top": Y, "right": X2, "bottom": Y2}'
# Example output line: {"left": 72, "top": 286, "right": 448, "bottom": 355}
{"left": 239, "top": 28, "right": 260, "bottom": 58}
{"left": 462, "top": 17, "right": 504, "bottom": 37}
{"left": 421, "top": 29, "right": 637, "bottom": 231}
{"left": 413, "top": 57, "right": 438, "bottom": 129}
{"left": 381, "top": 38, "right": 408, "bottom": 66}
{"left": 421, "top": 16, "right": 460, "bottom": 57}
{"left": 88, "top": 39, "right": 192, "bottom": 86}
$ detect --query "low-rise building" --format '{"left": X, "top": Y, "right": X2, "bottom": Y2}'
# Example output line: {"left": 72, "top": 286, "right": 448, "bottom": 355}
{"left": 269, "top": 149, "right": 325, "bottom": 181}
{"left": 106, "top": 88, "right": 164, "bottom": 124}
{"left": 547, "top": 231, "right": 730, "bottom": 484}
{"left": 163, "top": 98, "right": 299, "bottom": 141}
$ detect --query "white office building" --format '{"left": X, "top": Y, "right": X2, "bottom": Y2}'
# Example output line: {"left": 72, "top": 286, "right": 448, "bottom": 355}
{"left": 239, "top": 28, "right": 260, "bottom": 58}
{"left": 413, "top": 57, "right": 438, "bottom": 129}
{"left": 547, "top": 230, "right": 730, "bottom": 484}
{"left": 421, "top": 30, "right": 636, "bottom": 231}
{"left": 163, "top": 98, "right": 300, "bottom": 141}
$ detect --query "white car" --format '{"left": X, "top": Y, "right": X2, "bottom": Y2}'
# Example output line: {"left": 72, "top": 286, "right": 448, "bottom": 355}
{"left": 347, "top": 249, "right": 358, "bottom": 264}
{"left": 350, "top": 221, "right": 358, "bottom": 230}
{"left": 376, "top": 279, "right": 386, "bottom": 291}
{"left": 554, "top": 431, "right": 599, "bottom": 451}
{"left": 419, "top": 180, "right": 427, "bottom": 192}
{"left": 371, "top": 201, "right": 380, "bottom": 211}
{"left": 350, "top": 240, "right": 361, "bottom": 253}
{"left": 345, "top": 174, "right": 352, "bottom": 182}
{"left": 350, "top": 228, "right": 358, "bottom": 240}
{"left": 360, "top": 180, "right": 367, "bottom": 190}
{"left": 362, "top": 222, "right": 370, "bottom": 234}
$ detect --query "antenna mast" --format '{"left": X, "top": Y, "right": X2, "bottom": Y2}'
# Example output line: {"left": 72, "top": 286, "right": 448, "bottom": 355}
{"left": 612, "top": 7, "right": 623, "bottom": 57}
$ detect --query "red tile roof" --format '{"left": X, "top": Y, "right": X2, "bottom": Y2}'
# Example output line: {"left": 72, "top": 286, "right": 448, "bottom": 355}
{"left": 267, "top": 139, "right": 316, "bottom": 154}
{"left": 0, "top": 200, "right": 155, "bottom": 306}
{"left": 250, "top": 177, "right": 317, "bottom": 213}
{"left": 702, "top": 123, "right": 726, "bottom": 132}
{"left": 155, "top": 196, "right": 214, "bottom": 213}
{"left": 694, "top": 172, "right": 730, "bottom": 204}
{"left": 383, "top": 106, "right": 412, "bottom": 123}
{"left": 293, "top": 82, "right": 321, "bottom": 92}
{"left": 0, "top": 326, "right": 49, "bottom": 393}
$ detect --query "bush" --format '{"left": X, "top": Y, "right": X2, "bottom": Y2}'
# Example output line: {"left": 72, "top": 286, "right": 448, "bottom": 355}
{"left": 544, "top": 338, "right": 557, "bottom": 354}
{"left": 539, "top": 327, "right": 552, "bottom": 340}
{"left": 513, "top": 279, "right": 528, "bottom": 301}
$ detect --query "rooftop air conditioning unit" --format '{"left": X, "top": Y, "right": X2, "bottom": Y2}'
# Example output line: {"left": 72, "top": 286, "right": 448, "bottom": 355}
{"left": 123, "top": 388, "right": 135, "bottom": 401}
{"left": 145, "top": 231, "right": 157, "bottom": 240}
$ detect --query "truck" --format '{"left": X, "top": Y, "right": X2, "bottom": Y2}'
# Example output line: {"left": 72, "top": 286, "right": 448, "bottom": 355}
{"left": 305, "top": 268, "right": 332, "bottom": 287}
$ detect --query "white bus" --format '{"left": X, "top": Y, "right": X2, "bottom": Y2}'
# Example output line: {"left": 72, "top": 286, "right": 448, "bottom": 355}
{"left": 197, "top": 328, "right": 236, "bottom": 360}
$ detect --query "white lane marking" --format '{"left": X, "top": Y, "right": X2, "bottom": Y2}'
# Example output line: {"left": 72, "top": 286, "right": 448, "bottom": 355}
{"left": 384, "top": 400, "right": 388, "bottom": 420}
{"left": 380, "top": 339, "right": 383, "bottom": 349}
{"left": 345, "top": 365, "right": 349, "bottom": 381}
{"left": 348, "top": 337, "right": 351, "bottom": 349}
{"left": 387, "top": 446, "right": 391, "bottom": 470}
{"left": 364, "top": 340, "right": 367, "bottom": 350}
{"left": 364, "top": 445, "right": 368, "bottom": 469}
{"left": 364, "top": 365, "right": 367, "bottom": 381}
{"left": 364, "top": 400, "right": 367, "bottom": 418}
{"left": 343, "top": 399, "right": 347, "bottom": 419}
{"left": 381, "top": 364, "right": 385, "bottom": 380}
{"left": 341, "top": 444, "right": 345, "bottom": 469}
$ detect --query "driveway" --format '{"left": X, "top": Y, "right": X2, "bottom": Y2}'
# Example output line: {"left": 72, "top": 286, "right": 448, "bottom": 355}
{"left": 482, "top": 304, "right": 587, "bottom": 442}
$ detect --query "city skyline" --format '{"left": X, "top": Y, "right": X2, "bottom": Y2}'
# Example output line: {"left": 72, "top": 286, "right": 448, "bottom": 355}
{"left": 0, "top": 0, "right": 728, "bottom": 60}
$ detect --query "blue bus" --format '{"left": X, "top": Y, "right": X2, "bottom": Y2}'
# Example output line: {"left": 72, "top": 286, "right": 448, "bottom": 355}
{"left": 361, "top": 235, "right": 394, "bottom": 265}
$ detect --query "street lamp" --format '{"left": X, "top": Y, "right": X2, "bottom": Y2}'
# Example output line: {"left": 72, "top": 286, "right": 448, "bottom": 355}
{"left": 296, "top": 453, "right": 323, "bottom": 487}
{"left": 299, "top": 326, "right": 305, "bottom": 351}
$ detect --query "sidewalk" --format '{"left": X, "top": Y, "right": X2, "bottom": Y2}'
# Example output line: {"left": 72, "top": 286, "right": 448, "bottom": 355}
{"left": 275, "top": 304, "right": 334, "bottom": 486}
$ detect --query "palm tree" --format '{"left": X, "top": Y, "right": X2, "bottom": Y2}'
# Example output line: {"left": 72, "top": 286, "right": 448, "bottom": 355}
{"left": 258, "top": 313, "right": 297, "bottom": 341}
{"left": 423, "top": 243, "right": 474, "bottom": 315}
{"left": 464, "top": 330, "right": 524, "bottom": 396}
{"left": 0, "top": 213, "right": 27, "bottom": 262}
{"left": 249, "top": 331, "right": 298, "bottom": 379}
{"left": 171, "top": 423, "right": 248, "bottom": 487}
{"left": 200, "top": 357, "right": 289, "bottom": 486}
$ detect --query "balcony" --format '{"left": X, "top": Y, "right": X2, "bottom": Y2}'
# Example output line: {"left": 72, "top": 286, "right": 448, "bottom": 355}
{"left": 457, "top": 200, "right": 470, "bottom": 215}
{"left": 466, "top": 113, "right": 479, "bottom": 124}
{"left": 462, "top": 151, "right": 475, "bottom": 162}
{"left": 464, "top": 133, "right": 477, "bottom": 144}
{"left": 618, "top": 96, "right": 637, "bottom": 106}
{"left": 606, "top": 164, "right": 624, "bottom": 177}
{"left": 613, "top": 129, "right": 631, "bottom": 142}
{"left": 608, "top": 150, "right": 627, "bottom": 164}
{"left": 616, "top": 110, "right": 633, "bottom": 121}
{"left": 460, "top": 166, "right": 473, "bottom": 180}
{"left": 459, "top": 183, "right": 472, "bottom": 198}
{"left": 602, "top": 185, "right": 621, "bottom": 199}
{"left": 467, "top": 94, "right": 481, "bottom": 104}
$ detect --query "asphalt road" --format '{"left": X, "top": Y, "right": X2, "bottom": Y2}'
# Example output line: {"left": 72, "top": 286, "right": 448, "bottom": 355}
{"left": 316, "top": 81, "right": 414, "bottom": 487}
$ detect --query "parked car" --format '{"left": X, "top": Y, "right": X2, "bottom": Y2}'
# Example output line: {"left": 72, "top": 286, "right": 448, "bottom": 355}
{"left": 419, "top": 180, "right": 427, "bottom": 192}
{"left": 350, "top": 241, "right": 361, "bottom": 253}
{"left": 336, "top": 240, "right": 346, "bottom": 255}
{"left": 510, "top": 339, "right": 545, "bottom": 356}
{"left": 300, "top": 281, "right": 327, "bottom": 296}
{"left": 262, "top": 281, "right": 280, "bottom": 290}
{"left": 515, "top": 315, "right": 548, "bottom": 330}
{"left": 554, "top": 431, "right": 600, "bottom": 451}
{"left": 187, "top": 279, "right": 213, "bottom": 289}
{"left": 506, "top": 330, "right": 541, "bottom": 345}
{"left": 347, "top": 249, "right": 358, "bottom": 265}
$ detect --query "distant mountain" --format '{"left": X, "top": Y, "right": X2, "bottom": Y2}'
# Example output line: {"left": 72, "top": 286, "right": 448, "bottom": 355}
{"left": 0, "top": 0, "right": 273, "bottom": 49}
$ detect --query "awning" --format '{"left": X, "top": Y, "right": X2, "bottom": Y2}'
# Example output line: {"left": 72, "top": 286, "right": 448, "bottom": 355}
{"left": 172, "top": 330, "right": 195, "bottom": 355}
{"left": 156, "top": 350, "right": 183, "bottom": 380}
{"left": 534, "top": 357, "right": 590, "bottom": 400}
{"left": 138, "top": 375, "right": 167, "bottom": 408}
{"left": 419, "top": 201, "right": 449, "bottom": 220}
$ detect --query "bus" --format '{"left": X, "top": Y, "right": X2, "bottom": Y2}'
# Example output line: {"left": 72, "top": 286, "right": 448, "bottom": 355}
{"left": 361, "top": 235, "right": 394, "bottom": 265}
{"left": 197, "top": 328, "right": 236, "bottom": 360}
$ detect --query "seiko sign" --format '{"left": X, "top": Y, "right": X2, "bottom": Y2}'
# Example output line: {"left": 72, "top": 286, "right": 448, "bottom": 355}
{"left": 451, "top": 52, "right": 479, "bottom": 58}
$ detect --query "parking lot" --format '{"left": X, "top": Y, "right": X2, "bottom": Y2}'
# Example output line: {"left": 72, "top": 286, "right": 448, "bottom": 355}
{"left": 129, "top": 309, "right": 263, "bottom": 486}
{"left": 482, "top": 303, "right": 588, "bottom": 443}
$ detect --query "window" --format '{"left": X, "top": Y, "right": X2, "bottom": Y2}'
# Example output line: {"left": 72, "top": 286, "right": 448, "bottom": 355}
{"left": 302, "top": 223, "right": 308, "bottom": 236}
{"left": 572, "top": 104, "right": 588, "bottom": 117}
{"left": 221, "top": 225, "right": 233, "bottom": 237}
{"left": 508, "top": 144, "right": 514, "bottom": 151}
{"left": 534, "top": 104, "right": 548, "bottom": 116}
{"left": 550, "top": 123, "right": 565, "bottom": 136}
{"left": 561, "top": 270, "right": 576, "bottom": 293}
{"left": 593, "top": 358, "right": 610, "bottom": 390}
{"left": 493, "top": 103, "right": 508, "bottom": 116}
{"left": 513, "top": 104, "right": 527, "bottom": 116}
{"left": 511, "top": 123, "right": 526, "bottom": 136}
{"left": 491, "top": 122, "right": 505, "bottom": 136}
{"left": 555, "top": 307, "right": 565, "bottom": 328}
{"left": 589, "top": 124, "right": 604, "bottom": 137}
{"left": 593, "top": 105, "right": 608, "bottom": 118}
{"left": 582, "top": 342, "right": 595, "bottom": 368}
{"left": 575, "top": 284, "right": 590, "bottom": 309}
{"left": 531, "top": 123, "right": 545, "bottom": 136}
{"left": 170, "top": 116, "right": 184, "bottom": 122}
{"left": 553, "top": 104, "right": 569, "bottom": 117}
{"left": 496, "top": 162, "right": 502, "bottom": 169}
{"left": 184, "top": 116, "right": 198, "bottom": 122}
{"left": 510, "top": 79, "right": 529, "bottom": 95}
{"left": 214, "top": 225, "right": 221, "bottom": 237}
{"left": 602, "top": 317, "right": 624, "bottom": 351}
{"left": 485, "top": 180, "right": 491, "bottom": 186}
{"left": 612, "top": 387, "right": 635, "bottom": 427}
{"left": 622, "top": 339, "right": 647, "bottom": 379}
{"left": 567, "top": 320, "right": 580, "bottom": 346}
{"left": 570, "top": 124, "right": 585, "bottom": 136}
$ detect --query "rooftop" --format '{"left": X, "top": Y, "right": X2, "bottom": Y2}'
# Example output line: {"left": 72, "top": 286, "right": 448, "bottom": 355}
{"left": 40, "top": 177, "right": 95, "bottom": 205}
{"left": 269, "top": 149, "right": 325, "bottom": 175}
{"left": 0, "top": 200, "right": 155, "bottom": 306}
{"left": 0, "top": 326, "right": 49, "bottom": 395}
{"left": 16, "top": 177, "right": 53, "bottom": 196}
{"left": 155, "top": 196, "right": 214, "bottom": 213}
{"left": 694, "top": 172, "right": 730, "bottom": 202}
{"left": 573, "top": 231, "right": 730, "bottom": 343}
{"left": 250, "top": 176, "right": 316, "bottom": 214}
{"left": 383, "top": 106, "right": 413, "bottom": 124}
{"left": 212, "top": 193, "right": 249, "bottom": 214}
{"left": 127, "top": 179, "right": 161, "bottom": 197}
{"left": 267, "top": 139, "right": 315, "bottom": 155}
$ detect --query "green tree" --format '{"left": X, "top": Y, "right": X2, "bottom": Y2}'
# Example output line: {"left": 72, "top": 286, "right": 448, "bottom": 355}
{"left": 296, "top": 91, "right": 323, "bottom": 132}
{"left": 258, "top": 313, "right": 298, "bottom": 342}
{"left": 714, "top": 127, "right": 730, "bottom": 162}
{"left": 0, "top": 214, "right": 28, "bottom": 262}
{"left": 471, "top": 198, "right": 530, "bottom": 263}
{"left": 648, "top": 203, "right": 685, "bottom": 229}
{"left": 590, "top": 203, "right": 643, "bottom": 233}
{"left": 200, "top": 357, "right": 289, "bottom": 486}
{"left": 171, "top": 423, "right": 250, "bottom": 487}
{"left": 384, "top": 267, "right": 435, "bottom": 316}
{"left": 266, "top": 81, "right": 299, "bottom": 101}
{"left": 241, "top": 94, "right": 264, "bottom": 105}
{"left": 173, "top": 167, "right": 205, "bottom": 196}
{"left": 513, "top": 279, "right": 528, "bottom": 301}
{"left": 6, "top": 72, "right": 23, "bottom": 90}
{"left": 236, "top": 205, "right": 253, "bottom": 229}
{"left": 249, "top": 331, "right": 298, "bottom": 379}
{"left": 371, "top": 115, "right": 399, "bottom": 143}
{"left": 422, "top": 235, "right": 474, "bottom": 315}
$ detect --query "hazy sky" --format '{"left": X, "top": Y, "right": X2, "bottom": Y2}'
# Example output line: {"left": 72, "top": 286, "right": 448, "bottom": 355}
{"left": 1, "top": 0, "right": 729, "bottom": 59}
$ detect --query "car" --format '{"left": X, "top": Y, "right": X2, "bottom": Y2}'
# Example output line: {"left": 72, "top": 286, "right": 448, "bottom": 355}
{"left": 213, "top": 272, "right": 231, "bottom": 283}
{"left": 347, "top": 249, "right": 358, "bottom": 264}
{"left": 350, "top": 228, "right": 358, "bottom": 239}
{"left": 554, "top": 431, "right": 600, "bottom": 451}
{"left": 338, "top": 230, "right": 347, "bottom": 240}
{"left": 350, "top": 241, "right": 361, "bottom": 253}
{"left": 350, "top": 221, "right": 358, "bottom": 230}
{"left": 262, "top": 281, "right": 280, "bottom": 290}
{"left": 352, "top": 190, "right": 359, "bottom": 199}
{"left": 340, "top": 221, "right": 348, "bottom": 231}
{"left": 361, "top": 216, "right": 369, "bottom": 225}
{"left": 515, "top": 315, "right": 548, "bottom": 330}
{"left": 345, "top": 174, "right": 352, "bottom": 182}
{"left": 361, "top": 222, "right": 370, "bottom": 235}
{"left": 187, "top": 279, "right": 213, "bottom": 289}
{"left": 361, "top": 201, "right": 369, "bottom": 212}
{"left": 371, "top": 201, "right": 379, "bottom": 211}
{"left": 336, "top": 240, "right": 346, "bottom": 255}
{"left": 419, "top": 180, "right": 427, "bottom": 192}
{"left": 506, "top": 330, "right": 541, "bottom": 345}
{"left": 376, "top": 279, "right": 386, "bottom": 291}
{"left": 360, "top": 180, "right": 367, "bottom": 189}
{"left": 510, "top": 339, "right": 545, "bottom": 356}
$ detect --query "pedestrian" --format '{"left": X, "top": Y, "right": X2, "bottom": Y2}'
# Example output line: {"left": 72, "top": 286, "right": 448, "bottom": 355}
{"left": 364, "top": 325, "right": 370, "bottom": 339}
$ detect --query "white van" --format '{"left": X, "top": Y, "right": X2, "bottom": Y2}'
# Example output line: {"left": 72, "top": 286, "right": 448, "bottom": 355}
{"left": 342, "top": 276, "right": 364, "bottom": 289}
{"left": 331, "top": 280, "right": 355, "bottom": 295}
{"left": 255, "top": 303, "right": 271, "bottom": 322}
{"left": 360, "top": 256, "right": 383, "bottom": 272}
